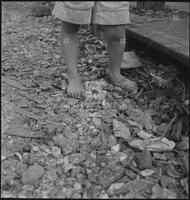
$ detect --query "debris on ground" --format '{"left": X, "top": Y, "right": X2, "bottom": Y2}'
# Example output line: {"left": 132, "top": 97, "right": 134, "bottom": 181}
{"left": 1, "top": 2, "right": 189, "bottom": 199}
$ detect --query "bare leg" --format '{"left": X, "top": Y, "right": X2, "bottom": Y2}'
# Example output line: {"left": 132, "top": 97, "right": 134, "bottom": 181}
{"left": 102, "top": 25, "right": 137, "bottom": 92}
{"left": 61, "top": 21, "right": 84, "bottom": 98}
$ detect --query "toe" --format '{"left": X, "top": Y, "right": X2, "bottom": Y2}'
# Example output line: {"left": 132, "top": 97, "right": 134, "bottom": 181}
{"left": 81, "top": 91, "right": 85, "bottom": 98}
{"left": 73, "top": 92, "right": 76, "bottom": 99}
{"left": 76, "top": 92, "right": 79, "bottom": 99}
{"left": 67, "top": 92, "right": 70, "bottom": 98}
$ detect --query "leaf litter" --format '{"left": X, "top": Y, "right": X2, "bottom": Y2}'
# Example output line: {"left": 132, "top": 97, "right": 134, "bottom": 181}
{"left": 1, "top": 2, "right": 189, "bottom": 199}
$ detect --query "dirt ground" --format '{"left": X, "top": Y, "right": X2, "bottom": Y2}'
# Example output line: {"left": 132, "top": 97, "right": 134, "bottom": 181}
{"left": 1, "top": 2, "right": 189, "bottom": 198}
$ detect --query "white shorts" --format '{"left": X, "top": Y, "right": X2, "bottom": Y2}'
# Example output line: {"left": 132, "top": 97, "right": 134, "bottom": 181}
{"left": 52, "top": 1, "right": 130, "bottom": 25}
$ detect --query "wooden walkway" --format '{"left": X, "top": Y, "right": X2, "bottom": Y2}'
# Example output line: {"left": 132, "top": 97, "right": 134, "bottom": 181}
{"left": 125, "top": 13, "right": 189, "bottom": 67}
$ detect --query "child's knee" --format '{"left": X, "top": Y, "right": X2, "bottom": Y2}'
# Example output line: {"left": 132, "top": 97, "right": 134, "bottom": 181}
{"left": 103, "top": 26, "right": 125, "bottom": 42}
{"left": 61, "top": 21, "right": 80, "bottom": 34}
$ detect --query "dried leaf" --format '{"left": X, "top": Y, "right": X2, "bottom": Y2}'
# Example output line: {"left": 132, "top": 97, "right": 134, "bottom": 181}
{"left": 153, "top": 152, "right": 167, "bottom": 160}
{"left": 22, "top": 163, "right": 44, "bottom": 184}
{"left": 70, "top": 153, "right": 85, "bottom": 164}
{"left": 92, "top": 117, "right": 101, "bottom": 127}
{"left": 137, "top": 130, "right": 152, "bottom": 139}
{"left": 99, "top": 164, "right": 124, "bottom": 188}
{"left": 63, "top": 156, "right": 75, "bottom": 173}
{"left": 134, "top": 149, "right": 152, "bottom": 170}
{"left": 140, "top": 169, "right": 154, "bottom": 176}
{"left": 107, "top": 134, "right": 117, "bottom": 147}
{"left": 2, "top": 77, "right": 26, "bottom": 90}
{"left": 51, "top": 146, "right": 61, "bottom": 158}
{"left": 53, "top": 135, "right": 79, "bottom": 155}
{"left": 151, "top": 184, "right": 177, "bottom": 198}
{"left": 113, "top": 119, "right": 131, "bottom": 140}
{"left": 129, "top": 137, "right": 175, "bottom": 152}
{"left": 150, "top": 72, "right": 168, "bottom": 88}
{"left": 111, "top": 144, "right": 120, "bottom": 152}
{"left": 85, "top": 44, "right": 97, "bottom": 54}
{"left": 176, "top": 136, "right": 189, "bottom": 151}
{"left": 182, "top": 152, "right": 189, "bottom": 174}
{"left": 160, "top": 175, "right": 175, "bottom": 188}
{"left": 14, "top": 107, "right": 44, "bottom": 120}
{"left": 107, "top": 182, "right": 125, "bottom": 196}
{"left": 39, "top": 81, "right": 51, "bottom": 90}
{"left": 167, "top": 165, "right": 183, "bottom": 178}
{"left": 5, "top": 125, "right": 44, "bottom": 138}
{"left": 127, "top": 119, "right": 142, "bottom": 130}
{"left": 60, "top": 79, "right": 67, "bottom": 91}
{"left": 180, "top": 178, "right": 189, "bottom": 195}
{"left": 14, "top": 152, "right": 22, "bottom": 161}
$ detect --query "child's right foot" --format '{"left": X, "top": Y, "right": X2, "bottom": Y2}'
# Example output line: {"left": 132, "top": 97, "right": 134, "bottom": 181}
{"left": 67, "top": 74, "right": 85, "bottom": 99}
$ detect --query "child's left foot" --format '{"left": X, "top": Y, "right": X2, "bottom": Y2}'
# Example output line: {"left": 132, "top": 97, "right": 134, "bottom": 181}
{"left": 109, "top": 74, "right": 138, "bottom": 92}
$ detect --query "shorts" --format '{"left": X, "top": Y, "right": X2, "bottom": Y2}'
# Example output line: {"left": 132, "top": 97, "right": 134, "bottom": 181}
{"left": 52, "top": 2, "right": 130, "bottom": 25}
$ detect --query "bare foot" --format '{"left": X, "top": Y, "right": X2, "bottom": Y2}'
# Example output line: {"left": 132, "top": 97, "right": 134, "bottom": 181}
{"left": 67, "top": 74, "right": 85, "bottom": 99}
{"left": 109, "top": 74, "right": 138, "bottom": 92}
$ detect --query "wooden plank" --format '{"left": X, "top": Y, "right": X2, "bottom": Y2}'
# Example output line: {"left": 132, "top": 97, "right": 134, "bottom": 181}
{"left": 125, "top": 28, "right": 189, "bottom": 66}
{"left": 127, "top": 27, "right": 188, "bottom": 54}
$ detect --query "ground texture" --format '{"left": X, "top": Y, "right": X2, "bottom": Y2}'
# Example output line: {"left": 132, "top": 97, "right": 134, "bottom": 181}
{"left": 1, "top": 2, "right": 189, "bottom": 198}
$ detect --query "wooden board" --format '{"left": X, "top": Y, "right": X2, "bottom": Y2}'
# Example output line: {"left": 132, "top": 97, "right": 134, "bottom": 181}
{"left": 125, "top": 14, "right": 189, "bottom": 66}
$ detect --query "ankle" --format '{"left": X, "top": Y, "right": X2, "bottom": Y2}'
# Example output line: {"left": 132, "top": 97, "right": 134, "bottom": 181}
{"left": 109, "top": 71, "right": 120, "bottom": 79}
{"left": 67, "top": 70, "right": 81, "bottom": 81}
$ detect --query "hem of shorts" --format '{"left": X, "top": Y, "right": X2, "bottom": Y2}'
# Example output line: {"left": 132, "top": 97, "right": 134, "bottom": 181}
{"left": 52, "top": 4, "right": 91, "bottom": 24}
{"left": 93, "top": 9, "right": 131, "bottom": 25}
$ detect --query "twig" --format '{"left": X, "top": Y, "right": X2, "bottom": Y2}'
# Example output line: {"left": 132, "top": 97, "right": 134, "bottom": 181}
{"left": 175, "top": 77, "right": 186, "bottom": 101}
{"left": 7, "top": 132, "right": 45, "bottom": 139}
{"left": 135, "top": 87, "right": 144, "bottom": 99}
{"left": 161, "top": 113, "right": 178, "bottom": 138}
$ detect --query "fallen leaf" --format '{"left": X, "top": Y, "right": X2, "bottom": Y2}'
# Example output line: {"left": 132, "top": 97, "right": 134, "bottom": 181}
{"left": 160, "top": 175, "right": 175, "bottom": 188}
{"left": 5, "top": 125, "right": 44, "bottom": 138}
{"left": 113, "top": 119, "right": 131, "bottom": 140}
{"left": 176, "top": 136, "right": 189, "bottom": 151}
{"left": 92, "top": 117, "right": 101, "bottom": 127}
{"left": 70, "top": 153, "right": 85, "bottom": 164}
{"left": 14, "top": 107, "right": 44, "bottom": 120}
{"left": 151, "top": 184, "right": 177, "bottom": 198}
{"left": 107, "top": 182, "right": 125, "bottom": 196}
{"left": 22, "top": 163, "right": 44, "bottom": 184}
{"left": 137, "top": 130, "right": 152, "bottom": 139}
{"left": 129, "top": 137, "right": 175, "bottom": 152}
{"left": 134, "top": 149, "right": 152, "bottom": 170}
{"left": 54, "top": 135, "right": 79, "bottom": 155}
{"left": 85, "top": 44, "right": 97, "bottom": 54}
{"left": 73, "top": 182, "right": 82, "bottom": 193}
{"left": 150, "top": 71, "right": 168, "bottom": 88}
{"left": 2, "top": 77, "right": 26, "bottom": 90}
{"left": 51, "top": 146, "right": 61, "bottom": 158}
{"left": 61, "top": 79, "right": 67, "bottom": 91}
{"left": 180, "top": 178, "right": 189, "bottom": 195}
{"left": 39, "top": 81, "right": 51, "bottom": 90}
{"left": 157, "top": 123, "right": 168, "bottom": 134}
{"left": 98, "top": 57, "right": 108, "bottom": 63}
{"left": 127, "top": 119, "right": 143, "bottom": 130}
{"left": 107, "top": 134, "right": 117, "bottom": 147}
{"left": 182, "top": 152, "right": 189, "bottom": 174}
{"left": 140, "top": 169, "right": 154, "bottom": 177}
{"left": 99, "top": 164, "right": 124, "bottom": 188}
{"left": 153, "top": 152, "right": 167, "bottom": 160}
{"left": 63, "top": 156, "right": 75, "bottom": 173}
{"left": 167, "top": 165, "right": 183, "bottom": 178}
{"left": 144, "top": 88, "right": 177, "bottom": 99}
{"left": 14, "top": 152, "right": 22, "bottom": 161}
{"left": 111, "top": 144, "right": 120, "bottom": 152}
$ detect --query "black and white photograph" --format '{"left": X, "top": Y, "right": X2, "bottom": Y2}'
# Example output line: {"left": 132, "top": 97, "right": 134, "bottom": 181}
{"left": 1, "top": 1, "right": 189, "bottom": 198}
